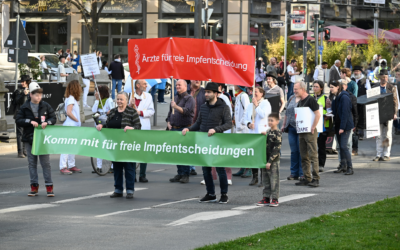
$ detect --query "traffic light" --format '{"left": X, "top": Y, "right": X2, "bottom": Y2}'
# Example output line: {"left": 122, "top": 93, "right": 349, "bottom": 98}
{"left": 318, "top": 20, "right": 325, "bottom": 33}
{"left": 324, "top": 28, "right": 331, "bottom": 40}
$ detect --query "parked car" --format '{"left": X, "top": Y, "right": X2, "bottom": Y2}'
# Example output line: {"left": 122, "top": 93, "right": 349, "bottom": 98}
{"left": 0, "top": 53, "right": 76, "bottom": 82}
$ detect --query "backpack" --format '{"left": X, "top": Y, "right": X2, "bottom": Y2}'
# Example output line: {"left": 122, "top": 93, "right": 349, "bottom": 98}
{"left": 284, "top": 69, "right": 291, "bottom": 84}
{"left": 55, "top": 102, "right": 67, "bottom": 122}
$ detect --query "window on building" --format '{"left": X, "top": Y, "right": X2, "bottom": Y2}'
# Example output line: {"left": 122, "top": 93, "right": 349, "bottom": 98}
{"left": 111, "top": 23, "right": 143, "bottom": 36}
{"left": 38, "top": 22, "right": 67, "bottom": 53}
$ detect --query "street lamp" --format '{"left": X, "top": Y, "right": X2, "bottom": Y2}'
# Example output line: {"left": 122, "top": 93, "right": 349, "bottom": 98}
{"left": 373, "top": 10, "right": 379, "bottom": 38}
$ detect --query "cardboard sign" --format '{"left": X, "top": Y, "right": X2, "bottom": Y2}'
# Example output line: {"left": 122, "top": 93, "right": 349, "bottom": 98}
{"left": 366, "top": 87, "right": 380, "bottom": 98}
{"left": 294, "top": 106, "right": 323, "bottom": 133}
{"left": 80, "top": 53, "right": 100, "bottom": 77}
{"left": 365, "top": 103, "right": 380, "bottom": 138}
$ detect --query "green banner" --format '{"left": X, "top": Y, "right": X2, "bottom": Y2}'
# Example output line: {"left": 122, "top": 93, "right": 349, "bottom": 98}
{"left": 32, "top": 126, "right": 266, "bottom": 168}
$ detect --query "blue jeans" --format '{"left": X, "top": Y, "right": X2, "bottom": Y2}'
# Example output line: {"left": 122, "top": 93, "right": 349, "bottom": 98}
{"left": 171, "top": 127, "right": 191, "bottom": 176}
{"left": 151, "top": 85, "right": 157, "bottom": 101}
{"left": 202, "top": 167, "right": 228, "bottom": 195}
{"left": 112, "top": 79, "right": 122, "bottom": 99}
{"left": 287, "top": 81, "right": 294, "bottom": 100}
{"left": 288, "top": 125, "right": 303, "bottom": 177}
{"left": 336, "top": 130, "right": 352, "bottom": 168}
{"left": 158, "top": 89, "right": 165, "bottom": 102}
{"left": 113, "top": 161, "right": 135, "bottom": 194}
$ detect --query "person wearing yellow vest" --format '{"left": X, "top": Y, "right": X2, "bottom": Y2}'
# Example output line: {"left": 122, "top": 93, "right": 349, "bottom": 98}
{"left": 311, "top": 80, "right": 331, "bottom": 173}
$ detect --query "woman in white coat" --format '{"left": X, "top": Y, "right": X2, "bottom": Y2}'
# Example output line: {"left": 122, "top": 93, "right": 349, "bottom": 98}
{"left": 129, "top": 79, "right": 155, "bottom": 182}
{"left": 59, "top": 80, "right": 82, "bottom": 175}
{"left": 242, "top": 86, "right": 272, "bottom": 185}
{"left": 92, "top": 85, "right": 114, "bottom": 173}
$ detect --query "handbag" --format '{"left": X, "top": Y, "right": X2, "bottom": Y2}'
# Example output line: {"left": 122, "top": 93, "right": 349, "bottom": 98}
{"left": 55, "top": 102, "right": 67, "bottom": 122}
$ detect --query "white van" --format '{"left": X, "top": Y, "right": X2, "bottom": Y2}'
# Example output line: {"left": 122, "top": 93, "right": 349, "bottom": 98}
{"left": 0, "top": 53, "right": 76, "bottom": 82}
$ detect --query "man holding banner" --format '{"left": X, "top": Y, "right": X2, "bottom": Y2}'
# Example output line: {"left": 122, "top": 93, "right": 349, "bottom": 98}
{"left": 294, "top": 82, "right": 321, "bottom": 188}
{"left": 167, "top": 80, "right": 195, "bottom": 184}
{"left": 182, "top": 82, "right": 233, "bottom": 204}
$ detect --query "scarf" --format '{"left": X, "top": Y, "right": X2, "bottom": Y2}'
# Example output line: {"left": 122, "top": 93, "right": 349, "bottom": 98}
{"left": 235, "top": 90, "right": 243, "bottom": 97}
{"left": 98, "top": 98, "right": 108, "bottom": 109}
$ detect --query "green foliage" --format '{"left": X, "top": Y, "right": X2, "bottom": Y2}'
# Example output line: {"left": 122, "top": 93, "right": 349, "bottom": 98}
{"left": 18, "top": 63, "right": 29, "bottom": 76}
{"left": 264, "top": 36, "right": 304, "bottom": 71}
{"left": 196, "top": 196, "right": 400, "bottom": 250}
{"left": 361, "top": 35, "right": 393, "bottom": 64}
{"left": 30, "top": 58, "right": 41, "bottom": 81}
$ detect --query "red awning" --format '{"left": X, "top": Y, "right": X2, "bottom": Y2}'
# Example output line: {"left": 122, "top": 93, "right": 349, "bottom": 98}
{"left": 289, "top": 26, "right": 369, "bottom": 44}
{"left": 388, "top": 28, "right": 400, "bottom": 35}
{"left": 347, "top": 27, "right": 400, "bottom": 45}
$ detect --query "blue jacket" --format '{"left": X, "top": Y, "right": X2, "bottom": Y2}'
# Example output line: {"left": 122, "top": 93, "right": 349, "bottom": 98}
{"left": 332, "top": 91, "right": 354, "bottom": 131}
{"left": 158, "top": 79, "right": 167, "bottom": 90}
{"left": 72, "top": 55, "right": 80, "bottom": 71}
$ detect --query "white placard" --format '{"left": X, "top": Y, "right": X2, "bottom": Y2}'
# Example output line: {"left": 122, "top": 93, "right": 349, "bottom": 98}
{"left": 366, "top": 87, "right": 380, "bottom": 98}
{"left": 364, "top": 0, "right": 385, "bottom": 4}
{"left": 295, "top": 106, "right": 323, "bottom": 133}
{"left": 80, "top": 53, "right": 101, "bottom": 77}
{"left": 9, "top": 49, "right": 14, "bottom": 54}
{"left": 365, "top": 103, "right": 380, "bottom": 138}
{"left": 290, "top": 4, "right": 308, "bottom": 32}
{"left": 7, "top": 40, "right": 12, "bottom": 45}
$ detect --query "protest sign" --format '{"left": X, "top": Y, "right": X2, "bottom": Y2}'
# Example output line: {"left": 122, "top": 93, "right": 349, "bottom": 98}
{"left": 32, "top": 127, "right": 266, "bottom": 169}
{"left": 365, "top": 103, "right": 380, "bottom": 138}
{"left": 81, "top": 53, "right": 100, "bottom": 77}
{"left": 127, "top": 38, "right": 255, "bottom": 87}
{"left": 294, "top": 106, "right": 323, "bottom": 133}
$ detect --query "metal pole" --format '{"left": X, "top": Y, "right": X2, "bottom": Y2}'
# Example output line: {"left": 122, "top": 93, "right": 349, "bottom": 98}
{"left": 303, "top": 31, "right": 308, "bottom": 92}
{"left": 320, "top": 32, "right": 323, "bottom": 64}
{"left": 284, "top": 10, "right": 288, "bottom": 102}
{"left": 14, "top": 4, "right": 20, "bottom": 89}
{"left": 314, "top": 17, "right": 318, "bottom": 68}
{"left": 194, "top": 0, "right": 202, "bottom": 38}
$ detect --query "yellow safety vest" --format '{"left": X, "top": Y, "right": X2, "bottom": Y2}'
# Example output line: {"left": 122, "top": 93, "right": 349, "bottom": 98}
{"left": 311, "top": 94, "right": 329, "bottom": 128}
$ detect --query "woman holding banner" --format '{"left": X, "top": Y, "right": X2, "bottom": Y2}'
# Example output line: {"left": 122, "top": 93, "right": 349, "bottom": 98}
{"left": 92, "top": 86, "right": 114, "bottom": 174}
{"left": 59, "top": 80, "right": 83, "bottom": 175}
{"left": 330, "top": 81, "right": 354, "bottom": 175}
{"left": 96, "top": 91, "right": 141, "bottom": 199}
{"left": 242, "top": 87, "right": 272, "bottom": 186}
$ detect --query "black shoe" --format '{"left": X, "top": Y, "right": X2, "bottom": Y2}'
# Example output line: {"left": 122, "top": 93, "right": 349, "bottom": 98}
{"left": 249, "top": 174, "right": 258, "bottom": 186}
{"left": 308, "top": 179, "right": 319, "bottom": 187}
{"left": 334, "top": 165, "right": 347, "bottom": 173}
{"left": 23, "top": 151, "right": 27, "bottom": 157}
{"left": 180, "top": 175, "right": 189, "bottom": 183}
{"left": 135, "top": 177, "right": 137, "bottom": 182}
{"left": 295, "top": 178, "right": 310, "bottom": 186}
{"left": 287, "top": 175, "right": 299, "bottom": 180}
{"left": 199, "top": 193, "right": 217, "bottom": 203}
{"left": 190, "top": 170, "right": 197, "bottom": 175}
{"left": 169, "top": 175, "right": 182, "bottom": 182}
{"left": 18, "top": 153, "right": 25, "bottom": 158}
{"left": 352, "top": 150, "right": 358, "bottom": 156}
{"left": 219, "top": 194, "right": 229, "bottom": 204}
{"left": 139, "top": 177, "right": 148, "bottom": 183}
{"left": 92, "top": 168, "right": 102, "bottom": 174}
{"left": 319, "top": 166, "right": 324, "bottom": 172}
{"left": 344, "top": 167, "right": 354, "bottom": 175}
{"left": 110, "top": 192, "right": 123, "bottom": 198}
{"left": 126, "top": 193, "right": 134, "bottom": 199}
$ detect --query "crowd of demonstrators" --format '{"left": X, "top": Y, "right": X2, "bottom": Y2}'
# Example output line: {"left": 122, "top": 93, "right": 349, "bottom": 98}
{"left": 109, "top": 54, "right": 125, "bottom": 100}
{"left": 96, "top": 92, "right": 142, "bottom": 199}
{"left": 91, "top": 85, "right": 114, "bottom": 174}
{"left": 311, "top": 80, "right": 331, "bottom": 173}
{"left": 16, "top": 82, "right": 57, "bottom": 197}
{"left": 294, "top": 82, "right": 321, "bottom": 187}
{"left": 329, "top": 60, "right": 341, "bottom": 84}
{"left": 330, "top": 81, "right": 355, "bottom": 175}
{"left": 286, "top": 59, "right": 300, "bottom": 100}
{"left": 242, "top": 87, "right": 272, "bottom": 185}
{"left": 255, "top": 60, "right": 266, "bottom": 86}
{"left": 12, "top": 75, "right": 32, "bottom": 158}
{"left": 182, "top": 82, "right": 232, "bottom": 204}
{"left": 264, "top": 71, "right": 285, "bottom": 115}
{"left": 257, "top": 113, "right": 282, "bottom": 207}
{"left": 372, "top": 69, "right": 398, "bottom": 162}
{"left": 167, "top": 80, "right": 195, "bottom": 184}
{"left": 128, "top": 80, "right": 155, "bottom": 182}
{"left": 59, "top": 80, "right": 82, "bottom": 175}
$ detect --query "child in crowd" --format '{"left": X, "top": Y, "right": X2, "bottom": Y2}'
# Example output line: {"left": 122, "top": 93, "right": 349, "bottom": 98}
{"left": 15, "top": 82, "right": 57, "bottom": 197}
{"left": 257, "top": 113, "right": 282, "bottom": 207}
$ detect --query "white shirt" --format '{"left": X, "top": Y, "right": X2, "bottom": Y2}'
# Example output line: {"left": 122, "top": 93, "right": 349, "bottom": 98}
{"left": 41, "top": 61, "right": 48, "bottom": 73}
{"left": 130, "top": 92, "right": 155, "bottom": 130}
{"left": 58, "top": 63, "right": 66, "bottom": 83}
{"left": 234, "top": 92, "right": 250, "bottom": 133}
{"left": 242, "top": 99, "right": 272, "bottom": 134}
{"left": 63, "top": 95, "right": 81, "bottom": 127}
{"left": 287, "top": 65, "right": 295, "bottom": 83}
{"left": 219, "top": 94, "right": 232, "bottom": 133}
{"left": 104, "top": 66, "right": 112, "bottom": 75}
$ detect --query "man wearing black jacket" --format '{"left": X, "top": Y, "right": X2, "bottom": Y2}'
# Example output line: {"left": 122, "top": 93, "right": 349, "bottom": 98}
{"left": 182, "top": 82, "right": 232, "bottom": 203}
{"left": 109, "top": 54, "right": 125, "bottom": 100}
{"left": 15, "top": 82, "right": 57, "bottom": 197}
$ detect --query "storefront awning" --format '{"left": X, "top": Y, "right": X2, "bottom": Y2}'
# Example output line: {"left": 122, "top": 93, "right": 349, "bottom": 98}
{"left": 77, "top": 17, "right": 142, "bottom": 23}
{"left": 154, "top": 18, "right": 221, "bottom": 24}
{"left": 325, "top": 21, "right": 354, "bottom": 27}
{"left": 10, "top": 16, "right": 67, "bottom": 22}
{"left": 250, "top": 17, "right": 280, "bottom": 24}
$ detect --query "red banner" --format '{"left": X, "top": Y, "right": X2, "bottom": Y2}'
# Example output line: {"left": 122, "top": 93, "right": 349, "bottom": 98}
{"left": 127, "top": 38, "right": 255, "bottom": 87}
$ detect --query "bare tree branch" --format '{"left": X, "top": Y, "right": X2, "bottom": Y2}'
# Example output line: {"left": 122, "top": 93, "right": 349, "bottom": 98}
{"left": 67, "top": 0, "right": 89, "bottom": 15}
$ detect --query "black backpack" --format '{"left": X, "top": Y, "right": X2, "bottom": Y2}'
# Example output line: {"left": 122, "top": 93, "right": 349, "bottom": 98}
{"left": 284, "top": 69, "right": 291, "bottom": 85}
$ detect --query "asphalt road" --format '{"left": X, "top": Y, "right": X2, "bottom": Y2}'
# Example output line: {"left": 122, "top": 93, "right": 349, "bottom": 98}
{"left": 1, "top": 132, "right": 400, "bottom": 250}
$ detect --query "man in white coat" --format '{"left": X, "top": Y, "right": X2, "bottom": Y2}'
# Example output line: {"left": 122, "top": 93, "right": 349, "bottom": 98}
{"left": 129, "top": 79, "right": 155, "bottom": 182}
{"left": 232, "top": 85, "right": 250, "bottom": 177}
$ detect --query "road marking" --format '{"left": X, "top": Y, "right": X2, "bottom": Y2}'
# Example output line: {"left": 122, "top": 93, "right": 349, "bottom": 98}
{"left": 95, "top": 208, "right": 152, "bottom": 218}
{"left": 232, "top": 194, "right": 316, "bottom": 211}
{"left": 0, "top": 204, "right": 59, "bottom": 214}
{"left": 167, "top": 211, "right": 244, "bottom": 226}
{"left": 0, "top": 167, "right": 27, "bottom": 172}
{"left": 52, "top": 189, "right": 146, "bottom": 204}
{"left": 95, "top": 197, "right": 198, "bottom": 218}
{"left": 150, "top": 169, "right": 166, "bottom": 172}
{"left": 0, "top": 191, "right": 16, "bottom": 195}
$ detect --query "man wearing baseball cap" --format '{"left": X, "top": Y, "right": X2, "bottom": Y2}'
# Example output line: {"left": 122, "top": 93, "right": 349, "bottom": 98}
{"left": 15, "top": 83, "right": 57, "bottom": 197}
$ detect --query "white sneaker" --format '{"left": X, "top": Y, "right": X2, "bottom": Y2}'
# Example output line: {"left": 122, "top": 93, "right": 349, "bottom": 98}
{"left": 84, "top": 104, "right": 91, "bottom": 109}
{"left": 200, "top": 180, "right": 205, "bottom": 185}
{"left": 228, "top": 179, "right": 232, "bottom": 185}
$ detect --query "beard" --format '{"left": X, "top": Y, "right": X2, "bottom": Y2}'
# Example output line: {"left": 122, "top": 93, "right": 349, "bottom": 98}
{"left": 354, "top": 74, "right": 361, "bottom": 79}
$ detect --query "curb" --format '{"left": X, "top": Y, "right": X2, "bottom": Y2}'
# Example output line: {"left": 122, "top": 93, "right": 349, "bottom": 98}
{"left": 0, "top": 143, "right": 18, "bottom": 155}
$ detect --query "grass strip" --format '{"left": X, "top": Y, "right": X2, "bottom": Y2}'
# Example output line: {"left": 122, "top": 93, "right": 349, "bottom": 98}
{"left": 196, "top": 196, "right": 400, "bottom": 250}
